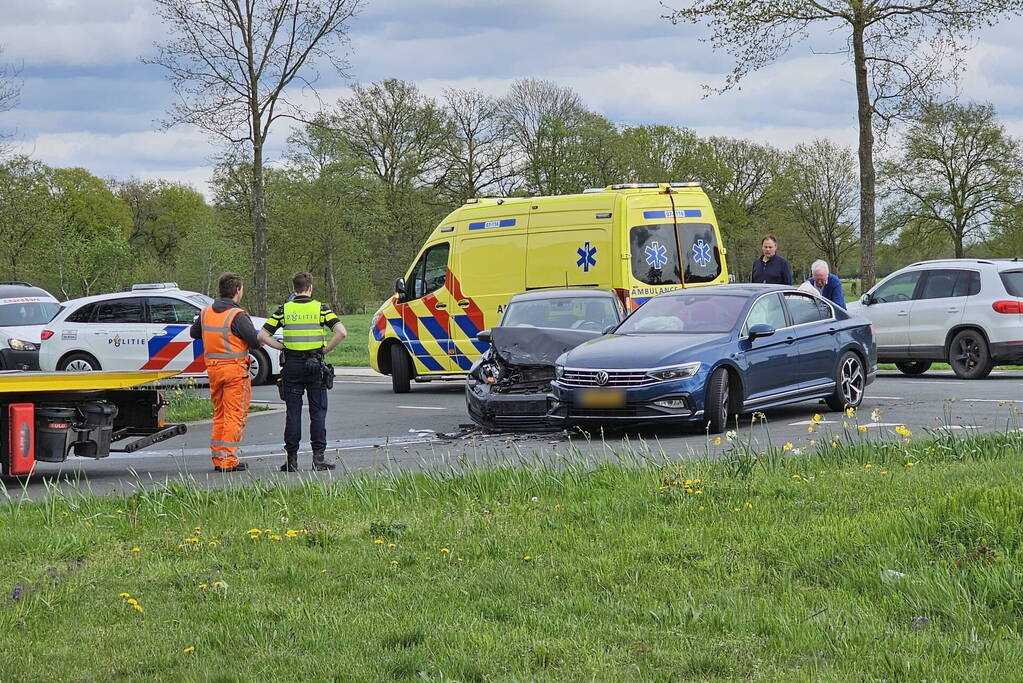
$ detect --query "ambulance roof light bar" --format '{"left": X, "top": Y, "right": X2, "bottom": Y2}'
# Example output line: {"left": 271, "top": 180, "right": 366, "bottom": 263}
{"left": 610, "top": 182, "right": 659, "bottom": 190}
{"left": 669, "top": 182, "right": 702, "bottom": 187}
{"left": 132, "top": 282, "right": 179, "bottom": 291}
{"left": 582, "top": 187, "right": 605, "bottom": 193}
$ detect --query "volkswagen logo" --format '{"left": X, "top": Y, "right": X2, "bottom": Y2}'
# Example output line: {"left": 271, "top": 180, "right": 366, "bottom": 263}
{"left": 595, "top": 371, "right": 610, "bottom": 386}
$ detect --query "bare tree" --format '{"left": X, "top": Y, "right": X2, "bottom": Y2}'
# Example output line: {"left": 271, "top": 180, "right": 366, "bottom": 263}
{"left": 144, "top": 0, "right": 361, "bottom": 314}
{"left": 882, "top": 101, "right": 1023, "bottom": 258}
{"left": 437, "top": 87, "right": 516, "bottom": 202}
{"left": 787, "top": 139, "right": 859, "bottom": 272}
{"left": 0, "top": 46, "right": 23, "bottom": 152}
{"left": 664, "top": 0, "right": 1023, "bottom": 288}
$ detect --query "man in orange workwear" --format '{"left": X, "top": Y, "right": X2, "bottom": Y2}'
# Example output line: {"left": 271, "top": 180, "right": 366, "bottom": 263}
{"left": 189, "top": 273, "right": 278, "bottom": 472}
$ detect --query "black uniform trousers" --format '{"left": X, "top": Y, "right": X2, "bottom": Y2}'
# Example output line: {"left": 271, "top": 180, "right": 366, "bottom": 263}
{"left": 281, "top": 350, "right": 328, "bottom": 455}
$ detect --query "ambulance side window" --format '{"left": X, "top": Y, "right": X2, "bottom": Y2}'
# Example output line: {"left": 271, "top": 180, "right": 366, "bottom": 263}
{"left": 409, "top": 243, "right": 450, "bottom": 300}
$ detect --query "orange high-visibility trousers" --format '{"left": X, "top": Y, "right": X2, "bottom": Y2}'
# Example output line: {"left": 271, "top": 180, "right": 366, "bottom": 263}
{"left": 208, "top": 361, "right": 251, "bottom": 469}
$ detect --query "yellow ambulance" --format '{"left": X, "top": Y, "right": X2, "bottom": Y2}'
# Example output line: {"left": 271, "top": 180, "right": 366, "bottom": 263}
{"left": 369, "top": 182, "right": 730, "bottom": 392}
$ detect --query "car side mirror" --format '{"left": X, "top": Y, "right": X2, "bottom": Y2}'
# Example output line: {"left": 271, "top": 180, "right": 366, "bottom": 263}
{"left": 747, "top": 324, "right": 776, "bottom": 340}
{"left": 395, "top": 277, "right": 407, "bottom": 301}
{"left": 602, "top": 324, "right": 617, "bottom": 335}
{"left": 860, "top": 293, "right": 874, "bottom": 306}
{"left": 476, "top": 329, "right": 492, "bottom": 344}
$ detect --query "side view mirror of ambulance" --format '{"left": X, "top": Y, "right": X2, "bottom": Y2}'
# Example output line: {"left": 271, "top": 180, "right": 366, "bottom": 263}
{"left": 394, "top": 277, "right": 407, "bottom": 301}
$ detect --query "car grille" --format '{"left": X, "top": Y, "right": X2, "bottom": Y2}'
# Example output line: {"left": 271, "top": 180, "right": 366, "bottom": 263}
{"left": 559, "top": 369, "right": 656, "bottom": 388}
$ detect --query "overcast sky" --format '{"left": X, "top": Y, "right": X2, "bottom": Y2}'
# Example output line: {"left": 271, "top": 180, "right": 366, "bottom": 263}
{"left": 3, "top": 0, "right": 1022, "bottom": 195}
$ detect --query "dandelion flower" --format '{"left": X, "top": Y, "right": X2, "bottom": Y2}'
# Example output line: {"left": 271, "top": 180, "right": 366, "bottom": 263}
{"left": 895, "top": 425, "right": 912, "bottom": 437}
{"left": 713, "top": 436, "right": 722, "bottom": 445}
{"left": 198, "top": 583, "right": 207, "bottom": 589}
{"left": 880, "top": 470, "right": 889, "bottom": 475}
{"left": 845, "top": 407, "right": 856, "bottom": 418}
{"left": 812, "top": 413, "right": 823, "bottom": 424}
{"left": 906, "top": 461, "right": 916, "bottom": 468}
{"left": 184, "top": 537, "right": 199, "bottom": 543}
{"left": 746, "top": 502, "right": 753, "bottom": 509}
{"left": 390, "top": 560, "right": 398, "bottom": 567}
{"left": 246, "top": 528, "right": 261, "bottom": 535}
{"left": 857, "top": 425, "right": 868, "bottom": 433}
{"left": 865, "top": 463, "right": 873, "bottom": 469}
{"left": 133, "top": 604, "right": 143, "bottom": 613}
{"left": 523, "top": 555, "right": 533, "bottom": 562}
{"left": 698, "top": 506, "right": 705, "bottom": 511}
{"left": 807, "top": 426, "right": 816, "bottom": 434}
{"left": 213, "top": 580, "right": 225, "bottom": 588}
{"left": 208, "top": 541, "right": 218, "bottom": 548}
{"left": 440, "top": 547, "right": 451, "bottom": 554}
{"left": 118, "top": 592, "right": 130, "bottom": 598}
{"left": 183, "top": 646, "right": 195, "bottom": 654}
{"left": 809, "top": 439, "right": 817, "bottom": 446}
{"left": 374, "top": 539, "right": 384, "bottom": 545}
{"left": 286, "top": 530, "right": 298, "bottom": 538}
{"left": 127, "top": 598, "right": 138, "bottom": 605}
{"left": 131, "top": 547, "right": 141, "bottom": 553}
{"left": 831, "top": 441, "right": 839, "bottom": 447}
{"left": 783, "top": 442, "right": 793, "bottom": 452}
{"left": 387, "top": 543, "right": 396, "bottom": 549}
{"left": 792, "top": 474, "right": 801, "bottom": 480}
{"left": 270, "top": 535, "right": 282, "bottom": 541}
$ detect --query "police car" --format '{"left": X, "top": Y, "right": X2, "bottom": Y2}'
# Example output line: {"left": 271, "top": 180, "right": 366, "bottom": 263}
{"left": 0, "top": 282, "right": 61, "bottom": 371}
{"left": 37, "top": 283, "right": 281, "bottom": 384}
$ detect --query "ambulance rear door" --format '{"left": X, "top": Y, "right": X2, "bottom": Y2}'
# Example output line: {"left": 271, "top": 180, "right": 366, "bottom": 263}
{"left": 525, "top": 195, "right": 616, "bottom": 290}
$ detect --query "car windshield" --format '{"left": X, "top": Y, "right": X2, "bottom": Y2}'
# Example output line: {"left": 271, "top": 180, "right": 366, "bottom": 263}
{"left": 188, "top": 294, "right": 214, "bottom": 307}
{"left": 616, "top": 294, "right": 746, "bottom": 334}
{"left": 501, "top": 297, "right": 619, "bottom": 332}
{"left": 0, "top": 300, "right": 61, "bottom": 326}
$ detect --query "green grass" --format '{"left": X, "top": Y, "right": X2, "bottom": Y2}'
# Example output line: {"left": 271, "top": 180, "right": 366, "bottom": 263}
{"left": 3, "top": 419, "right": 1023, "bottom": 679}
{"left": 165, "top": 386, "right": 271, "bottom": 423}
{"left": 327, "top": 312, "right": 372, "bottom": 367}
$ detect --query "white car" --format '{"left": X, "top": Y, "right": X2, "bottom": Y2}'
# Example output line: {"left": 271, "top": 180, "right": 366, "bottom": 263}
{"left": 38, "top": 283, "right": 281, "bottom": 384}
{"left": 848, "top": 259, "right": 1023, "bottom": 379}
{"left": 0, "top": 282, "right": 61, "bottom": 370}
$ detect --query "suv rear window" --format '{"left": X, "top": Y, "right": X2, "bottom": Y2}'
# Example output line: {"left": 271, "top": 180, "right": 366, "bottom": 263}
{"left": 1001, "top": 271, "right": 1023, "bottom": 297}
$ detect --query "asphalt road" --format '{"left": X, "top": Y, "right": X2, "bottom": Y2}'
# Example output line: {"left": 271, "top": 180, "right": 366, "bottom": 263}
{"left": 6, "top": 368, "right": 1023, "bottom": 500}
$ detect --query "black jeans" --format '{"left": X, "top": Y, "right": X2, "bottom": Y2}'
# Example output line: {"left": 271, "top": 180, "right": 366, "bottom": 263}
{"left": 282, "top": 352, "right": 328, "bottom": 455}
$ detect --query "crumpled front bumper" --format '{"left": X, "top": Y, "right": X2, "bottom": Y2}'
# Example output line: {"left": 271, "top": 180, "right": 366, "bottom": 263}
{"left": 465, "top": 379, "right": 558, "bottom": 432}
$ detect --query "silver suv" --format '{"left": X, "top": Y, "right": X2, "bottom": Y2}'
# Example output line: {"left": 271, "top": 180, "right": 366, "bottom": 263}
{"left": 847, "top": 259, "right": 1023, "bottom": 379}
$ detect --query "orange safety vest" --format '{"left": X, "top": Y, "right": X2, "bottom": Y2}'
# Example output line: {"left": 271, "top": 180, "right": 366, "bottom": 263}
{"left": 201, "top": 306, "right": 250, "bottom": 364}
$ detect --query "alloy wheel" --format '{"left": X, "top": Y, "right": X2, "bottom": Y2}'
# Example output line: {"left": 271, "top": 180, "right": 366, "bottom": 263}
{"left": 840, "top": 356, "right": 864, "bottom": 406}
{"left": 66, "top": 359, "right": 95, "bottom": 372}
{"left": 953, "top": 336, "right": 981, "bottom": 372}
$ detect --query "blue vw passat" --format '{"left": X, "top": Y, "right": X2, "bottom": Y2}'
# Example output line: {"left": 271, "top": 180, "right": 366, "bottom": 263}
{"left": 550, "top": 285, "right": 876, "bottom": 433}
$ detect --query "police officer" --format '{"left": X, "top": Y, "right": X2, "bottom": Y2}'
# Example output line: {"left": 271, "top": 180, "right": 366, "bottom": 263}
{"left": 258, "top": 272, "right": 346, "bottom": 472}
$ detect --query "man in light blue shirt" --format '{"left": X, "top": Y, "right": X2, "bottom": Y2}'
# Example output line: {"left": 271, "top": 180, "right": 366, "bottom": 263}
{"left": 807, "top": 260, "right": 846, "bottom": 309}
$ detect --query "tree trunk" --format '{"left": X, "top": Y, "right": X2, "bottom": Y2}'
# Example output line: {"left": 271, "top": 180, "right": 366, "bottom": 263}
{"left": 325, "top": 250, "right": 339, "bottom": 311}
{"left": 251, "top": 141, "right": 268, "bottom": 316}
{"left": 852, "top": 21, "right": 876, "bottom": 290}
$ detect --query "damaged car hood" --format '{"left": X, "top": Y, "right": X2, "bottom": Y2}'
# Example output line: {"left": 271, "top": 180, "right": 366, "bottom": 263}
{"left": 490, "top": 327, "right": 600, "bottom": 366}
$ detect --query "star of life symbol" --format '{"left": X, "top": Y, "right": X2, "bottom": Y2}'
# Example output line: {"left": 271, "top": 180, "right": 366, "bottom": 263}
{"left": 644, "top": 241, "right": 668, "bottom": 269}
{"left": 692, "top": 239, "right": 712, "bottom": 267}
{"left": 576, "top": 241, "right": 597, "bottom": 272}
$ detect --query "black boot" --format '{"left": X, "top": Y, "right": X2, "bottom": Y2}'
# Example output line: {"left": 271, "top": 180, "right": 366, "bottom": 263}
{"left": 280, "top": 452, "right": 298, "bottom": 472}
{"left": 312, "top": 451, "right": 336, "bottom": 471}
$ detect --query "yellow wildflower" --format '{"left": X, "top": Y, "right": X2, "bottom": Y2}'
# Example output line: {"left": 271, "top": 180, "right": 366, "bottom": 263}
{"left": 808, "top": 426, "right": 816, "bottom": 434}
{"left": 792, "top": 474, "right": 801, "bottom": 480}
{"left": 263, "top": 528, "right": 271, "bottom": 534}
{"left": 118, "top": 592, "right": 130, "bottom": 598}
{"left": 880, "top": 470, "right": 889, "bottom": 475}
{"left": 127, "top": 598, "right": 138, "bottom": 605}
{"left": 131, "top": 547, "right": 141, "bottom": 553}
{"left": 523, "top": 555, "right": 533, "bottom": 562}
{"left": 906, "top": 461, "right": 916, "bottom": 468}
{"left": 809, "top": 439, "right": 817, "bottom": 446}
{"left": 286, "top": 530, "right": 298, "bottom": 538}
{"left": 440, "top": 547, "right": 451, "bottom": 554}
{"left": 857, "top": 425, "right": 868, "bottom": 433}
{"left": 246, "top": 528, "right": 261, "bottom": 535}
{"left": 133, "top": 604, "right": 143, "bottom": 613}
{"left": 208, "top": 541, "right": 218, "bottom": 547}
{"left": 387, "top": 543, "right": 397, "bottom": 549}
{"left": 390, "top": 560, "right": 399, "bottom": 567}
{"left": 198, "top": 583, "right": 207, "bottom": 589}
{"left": 746, "top": 502, "right": 753, "bottom": 509}
{"left": 895, "top": 425, "right": 911, "bottom": 437}
{"left": 831, "top": 441, "right": 839, "bottom": 448}
{"left": 713, "top": 436, "right": 722, "bottom": 445}
{"left": 782, "top": 442, "right": 793, "bottom": 452}
{"left": 270, "top": 535, "right": 282, "bottom": 541}
{"left": 213, "top": 581, "right": 225, "bottom": 588}
{"left": 698, "top": 506, "right": 705, "bottom": 511}
{"left": 845, "top": 407, "right": 856, "bottom": 418}
{"left": 812, "top": 413, "right": 823, "bottom": 424}
{"left": 184, "top": 537, "right": 199, "bottom": 543}
{"left": 865, "top": 463, "right": 873, "bottom": 469}
{"left": 374, "top": 538, "right": 384, "bottom": 545}
{"left": 183, "top": 646, "right": 195, "bottom": 654}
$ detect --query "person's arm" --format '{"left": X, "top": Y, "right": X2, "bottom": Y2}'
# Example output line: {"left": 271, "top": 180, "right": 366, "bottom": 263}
{"left": 258, "top": 306, "right": 285, "bottom": 350}
{"left": 231, "top": 311, "right": 262, "bottom": 350}
{"left": 751, "top": 259, "right": 758, "bottom": 283}
{"left": 782, "top": 258, "right": 793, "bottom": 286}
{"left": 832, "top": 275, "right": 846, "bottom": 309}
{"left": 320, "top": 304, "right": 347, "bottom": 354}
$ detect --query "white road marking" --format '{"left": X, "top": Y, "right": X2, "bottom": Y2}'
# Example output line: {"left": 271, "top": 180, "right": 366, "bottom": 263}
{"left": 867, "top": 396, "right": 903, "bottom": 400}
{"left": 864, "top": 423, "right": 912, "bottom": 428}
{"left": 962, "top": 399, "right": 1020, "bottom": 403}
{"left": 789, "top": 419, "right": 838, "bottom": 426}
{"left": 397, "top": 405, "right": 445, "bottom": 410}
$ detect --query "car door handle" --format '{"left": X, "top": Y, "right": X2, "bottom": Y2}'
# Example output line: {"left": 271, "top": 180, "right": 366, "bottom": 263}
{"left": 784, "top": 336, "right": 796, "bottom": 344}
{"left": 434, "top": 303, "right": 447, "bottom": 309}
{"left": 457, "top": 300, "right": 470, "bottom": 308}
{"left": 827, "top": 327, "right": 837, "bottom": 335}
{"left": 897, "top": 311, "right": 909, "bottom": 317}
{"left": 946, "top": 307, "right": 959, "bottom": 313}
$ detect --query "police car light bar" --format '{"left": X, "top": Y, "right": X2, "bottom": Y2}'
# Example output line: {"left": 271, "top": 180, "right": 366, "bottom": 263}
{"left": 132, "top": 282, "right": 179, "bottom": 291}
{"left": 610, "top": 183, "right": 659, "bottom": 190}
{"left": 669, "top": 182, "right": 702, "bottom": 187}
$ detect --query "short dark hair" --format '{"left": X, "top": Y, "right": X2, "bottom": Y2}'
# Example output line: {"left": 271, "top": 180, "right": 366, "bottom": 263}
{"left": 761, "top": 234, "right": 778, "bottom": 246}
{"left": 218, "top": 273, "right": 242, "bottom": 298}
{"left": 293, "top": 271, "right": 313, "bottom": 292}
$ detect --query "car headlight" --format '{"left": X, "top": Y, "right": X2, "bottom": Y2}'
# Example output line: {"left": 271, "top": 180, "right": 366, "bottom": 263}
{"left": 555, "top": 364, "right": 564, "bottom": 379}
{"left": 8, "top": 338, "right": 37, "bottom": 352}
{"left": 648, "top": 362, "right": 701, "bottom": 382}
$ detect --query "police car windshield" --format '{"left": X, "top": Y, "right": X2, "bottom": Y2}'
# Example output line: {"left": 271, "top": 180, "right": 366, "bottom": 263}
{"left": 501, "top": 297, "right": 619, "bottom": 331}
{"left": 616, "top": 294, "right": 745, "bottom": 334}
{"left": 0, "top": 301, "right": 61, "bottom": 326}
{"left": 189, "top": 294, "right": 214, "bottom": 306}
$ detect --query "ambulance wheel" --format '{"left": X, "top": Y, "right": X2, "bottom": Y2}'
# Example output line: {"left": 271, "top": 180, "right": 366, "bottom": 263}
{"left": 248, "top": 349, "right": 270, "bottom": 385}
{"left": 390, "top": 345, "right": 412, "bottom": 394}
{"left": 59, "top": 352, "right": 101, "bottom": 372}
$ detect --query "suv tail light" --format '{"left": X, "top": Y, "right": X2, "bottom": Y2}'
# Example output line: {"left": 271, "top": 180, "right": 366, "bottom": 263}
{"left": 992, "top": 300, "right": 1023, "bottom": 314}
{"left": 40, "top": 330, "right": 54, "bottom": 341}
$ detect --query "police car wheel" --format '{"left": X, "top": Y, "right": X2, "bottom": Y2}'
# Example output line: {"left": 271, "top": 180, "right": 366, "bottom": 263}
{"left": 390, "top": 344, "right": 412, "bottom": 394}
{"left": 59, "top": 352, "right": 102, "bottom": 372}
{"left": 249, "top": 349, "right": 270, "bottom": 385}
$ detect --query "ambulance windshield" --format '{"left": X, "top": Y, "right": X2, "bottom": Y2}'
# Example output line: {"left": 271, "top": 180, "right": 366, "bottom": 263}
{"left": 630, "top": 223, "right": 721, "bottom": 286}
{"left": 0, "top": 300, "right": 61, "bottom": 326}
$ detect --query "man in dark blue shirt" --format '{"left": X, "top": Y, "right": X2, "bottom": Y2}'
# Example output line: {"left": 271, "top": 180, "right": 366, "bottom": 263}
{"left": 751, "top": 234, "right": 793, "bottom": 285}
{"left": 807, "top": 260, "right": 846, "bottom": 309}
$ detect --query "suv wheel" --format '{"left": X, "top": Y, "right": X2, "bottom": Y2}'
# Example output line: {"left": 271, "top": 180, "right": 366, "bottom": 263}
{"left": 948, "top": 330, "right": 993, "bottom": 379}
{"left": 895, "top": 361, "right": 931, "bottom": 376}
